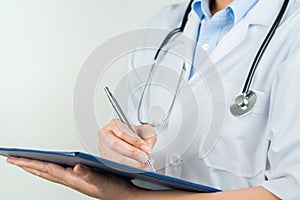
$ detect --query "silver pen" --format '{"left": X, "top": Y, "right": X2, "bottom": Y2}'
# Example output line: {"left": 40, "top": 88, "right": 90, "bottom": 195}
{"left": 104, "top": 87, "right": 156, "bottom": 172}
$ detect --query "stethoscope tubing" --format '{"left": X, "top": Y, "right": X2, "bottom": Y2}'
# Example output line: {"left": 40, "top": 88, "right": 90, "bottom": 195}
{"left": 137, "top": 0, "right": 290, "bottom": 122}
{"left": 242, "top": 0, "right": 290, "bottom": 94}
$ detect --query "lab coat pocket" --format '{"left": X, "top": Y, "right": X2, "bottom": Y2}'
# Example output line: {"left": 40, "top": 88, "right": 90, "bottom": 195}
{"left": 200, "top": 81, "right": 269, "bottom": 178}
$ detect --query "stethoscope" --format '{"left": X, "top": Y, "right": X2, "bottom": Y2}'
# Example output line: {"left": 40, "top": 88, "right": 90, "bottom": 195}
{"left": 137, "top": 0, "right": 290, "bottom": 126}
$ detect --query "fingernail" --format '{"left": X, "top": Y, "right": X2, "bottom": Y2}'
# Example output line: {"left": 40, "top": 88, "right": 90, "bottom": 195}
{"left": 141, "top": 145, "right": 151, "bottom": 154}
{"left": 137, "top": 154, "right": 149, "bottom": 163}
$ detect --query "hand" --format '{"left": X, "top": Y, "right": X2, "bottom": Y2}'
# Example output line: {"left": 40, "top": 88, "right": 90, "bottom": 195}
{"left": 98, "top": 119, "right": 157, "bottom": 170}
{"left": 6, "top": 157, "right": 139, "bottom": 200}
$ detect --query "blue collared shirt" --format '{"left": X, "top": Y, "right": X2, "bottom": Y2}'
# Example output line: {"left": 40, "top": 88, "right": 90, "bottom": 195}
{"left": 189, "top": 0, "right": 258, "bottom": 78}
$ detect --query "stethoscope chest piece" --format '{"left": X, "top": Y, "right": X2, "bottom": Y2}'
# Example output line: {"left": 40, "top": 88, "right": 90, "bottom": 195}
{"left": 230, "top": 91, "right": 257, "bottom": 117}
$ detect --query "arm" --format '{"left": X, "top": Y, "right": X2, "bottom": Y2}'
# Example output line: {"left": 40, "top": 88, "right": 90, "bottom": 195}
{"left": 7, "top": 157, "right": 280, "bottom": 200}
{"left": 134, "top": 186, "right": 280, "bottom": 200}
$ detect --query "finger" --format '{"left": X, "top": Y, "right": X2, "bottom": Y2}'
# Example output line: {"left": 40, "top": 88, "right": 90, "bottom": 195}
{"left": 7, "top": 157, "right": 78, "bottom": 187}
{"left": 7, "top": 157, "right": 72, "bottom": 184}
{"left": 21, "top": 163, "right": 106, "bottom": 199}
{"left": 100, "top": 144, "right": 149, "bottom": 169}
{"left": 101, "top": 129, "right": 150, "bottom": 163}
{"left": 7, "top": 157, "right": 119, "bottom": 199}
{"left": 100, "top": 146, "right": 149, "bottom": 169}
{"left": 21, "top": 166, "right": 65, "bottom": 185}
{"left": 134, "top": 125, "right": 158, "bottom": 150}
{"left": 7, "top": 158, "right": 103, "bottom": 191}
{"left": 7, "top": 157, "right": 62, "bottom": 173}
{"left": 103, "top": 119, "right": 150, "bottom": 153}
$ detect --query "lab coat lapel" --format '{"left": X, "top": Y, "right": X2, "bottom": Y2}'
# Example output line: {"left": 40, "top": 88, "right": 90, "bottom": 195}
{"left": 209, "top": 0, "right": 285, "bottom": 64}
{"left": 210, "top": 21, "right": 249, "bottom": 63}
{"left": 188, "top": 20, "right": 250, "bottom": 84}
{"left": 188, "top": 0, "right": 286, "bottom": 84}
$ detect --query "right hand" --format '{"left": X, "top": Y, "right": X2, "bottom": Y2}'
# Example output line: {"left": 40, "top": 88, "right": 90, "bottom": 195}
{"left": 98, "top": 119, "right": 157, "bottom": 170}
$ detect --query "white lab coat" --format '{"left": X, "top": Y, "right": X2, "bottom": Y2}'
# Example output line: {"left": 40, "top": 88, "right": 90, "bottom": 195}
{"left": 123, "top": 0, "right": 300, "bottom": 199}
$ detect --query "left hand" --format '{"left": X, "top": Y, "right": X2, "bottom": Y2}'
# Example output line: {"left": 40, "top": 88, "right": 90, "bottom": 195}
{"left": 6, "top": 157, "right": 139, "bottom": 200}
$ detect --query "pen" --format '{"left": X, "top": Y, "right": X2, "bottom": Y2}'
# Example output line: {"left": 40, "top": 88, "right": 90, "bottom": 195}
{"left": 104, "top": 87, "right": 156, "bottom": 172}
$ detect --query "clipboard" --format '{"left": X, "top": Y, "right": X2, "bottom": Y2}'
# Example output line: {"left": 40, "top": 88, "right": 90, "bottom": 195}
{"left": 0, "top": 147, "right": 220, "bottom": 193}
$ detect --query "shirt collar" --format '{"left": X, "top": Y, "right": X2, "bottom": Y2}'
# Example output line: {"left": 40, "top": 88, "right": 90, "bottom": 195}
{"left": 191, "top": 0, "right": 259, "bottom": 25}
{"left": 229, "top": 0, "right": 259, "bottom": 24}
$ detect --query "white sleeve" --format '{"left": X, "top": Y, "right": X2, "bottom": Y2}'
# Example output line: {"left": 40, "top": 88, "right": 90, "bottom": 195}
{"left": 261, "top": 32, "right": 300, "bottom": 199}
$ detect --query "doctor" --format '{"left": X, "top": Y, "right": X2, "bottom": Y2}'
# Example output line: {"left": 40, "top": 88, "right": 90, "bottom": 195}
{"left": 7, "top": 0, "right": 300, "bottom": 199}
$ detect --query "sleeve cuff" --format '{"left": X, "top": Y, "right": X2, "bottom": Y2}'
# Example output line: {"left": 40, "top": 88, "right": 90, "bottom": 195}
{"left": 261, "top": 177, "right": 300, "bottom": 200}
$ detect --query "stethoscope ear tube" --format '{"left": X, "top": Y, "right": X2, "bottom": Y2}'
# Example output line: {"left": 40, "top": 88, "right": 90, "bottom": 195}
{"left": 153, "top": 0, "right": 194, "bottom": 61}
{"left": 231, "top": 0, "right": 290, "bottom": 117}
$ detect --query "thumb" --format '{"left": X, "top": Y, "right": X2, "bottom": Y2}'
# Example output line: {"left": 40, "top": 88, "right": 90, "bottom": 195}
{"left": 74, "top": 164, "right": 97, "bottom": 183}
{"left": 72, "top": 164, "right": 111, "bottom": 199}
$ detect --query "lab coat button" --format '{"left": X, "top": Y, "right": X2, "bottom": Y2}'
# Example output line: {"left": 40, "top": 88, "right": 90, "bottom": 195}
{"left": 169, "top": 154, "right": 183, "bottom": 167}
{"left": 202, "top": 44, "right": 209, "bottom": 51}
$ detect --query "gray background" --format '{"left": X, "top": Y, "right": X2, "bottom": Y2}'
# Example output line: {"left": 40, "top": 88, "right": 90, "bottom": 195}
{"left": 0, "top": 0, "right": 185, "bottom": 199}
